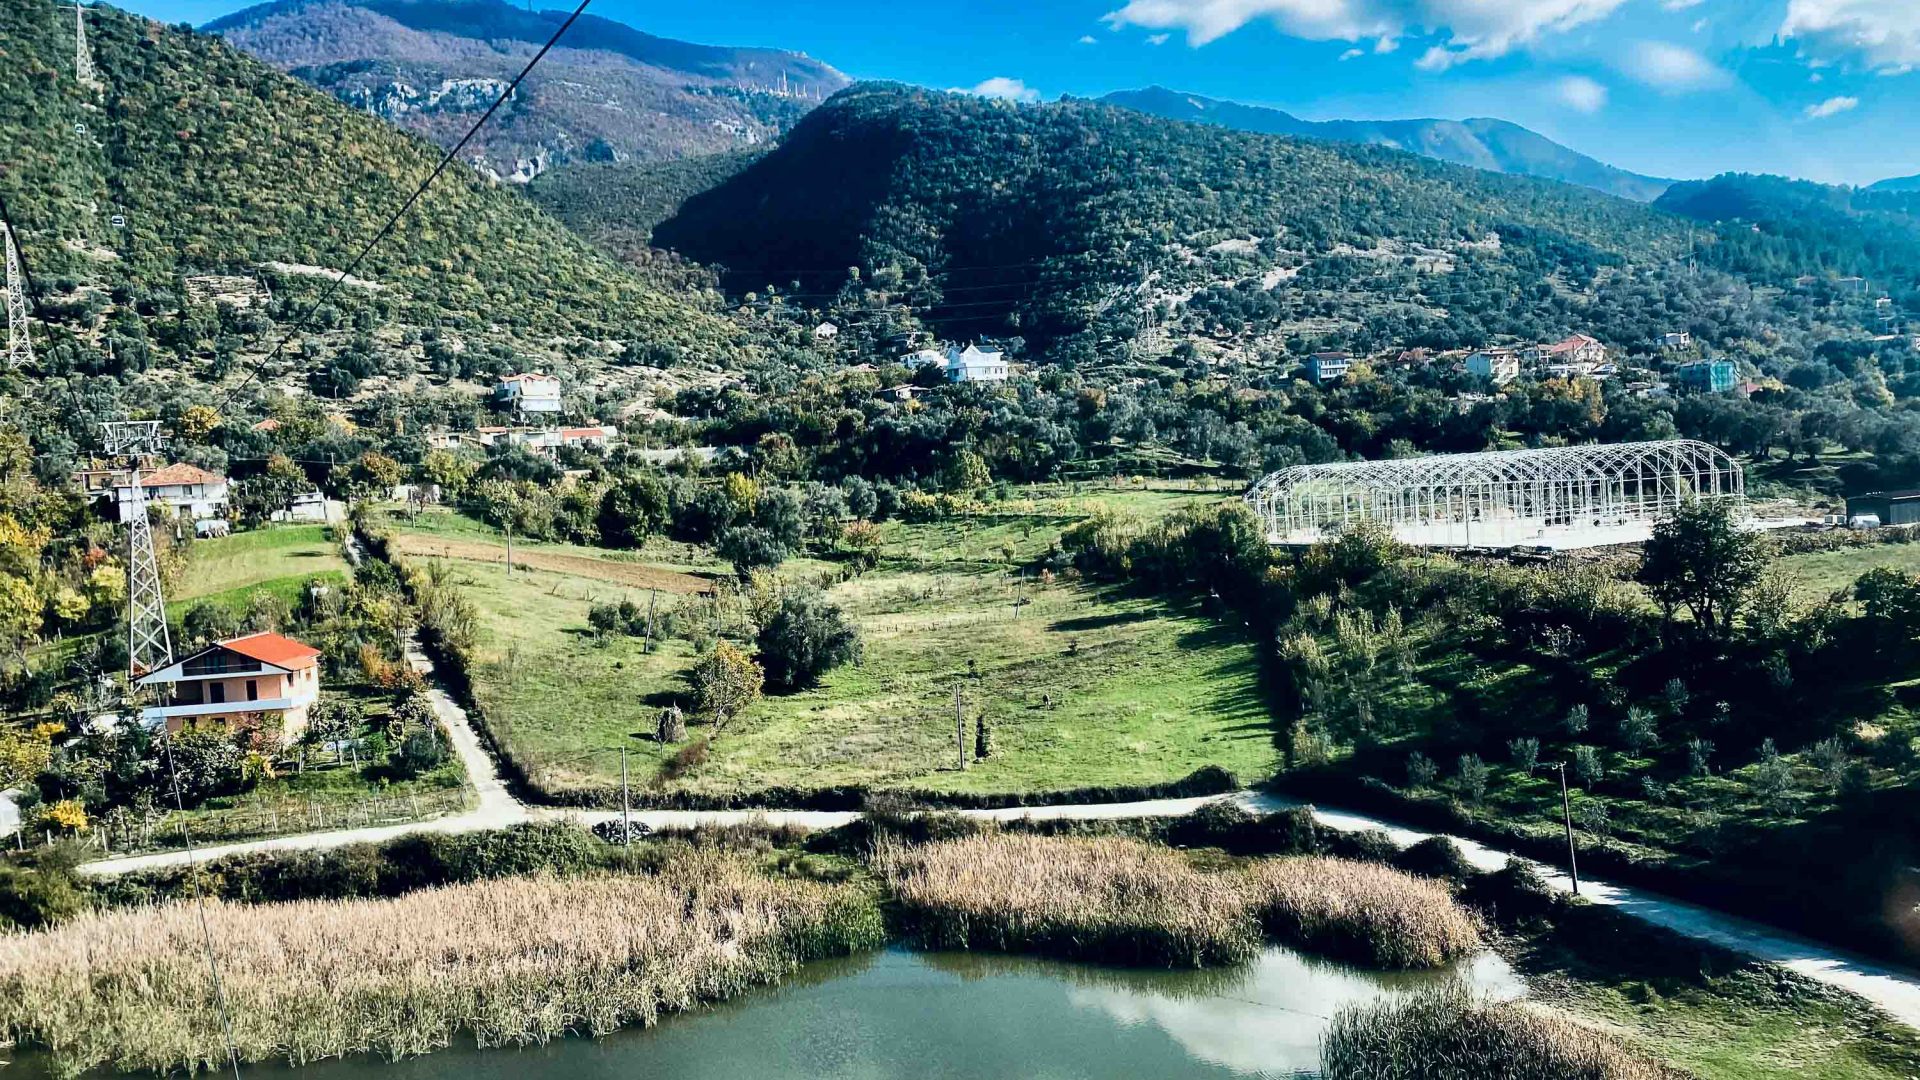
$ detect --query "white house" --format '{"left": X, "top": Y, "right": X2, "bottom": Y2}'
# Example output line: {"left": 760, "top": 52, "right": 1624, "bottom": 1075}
{"left": 1525, "top": 334, "right": 1607, "bottom": 372}
{"left": 1465, "top": 349, "right": 1521, "bottom": 386}
{"left": 900, "top": 348, "right": 946, "bottom": 369}
{"left": 111, "top": 463, "right": 229, "bottom": 522}
{"left": 496, "top": 372, "right": 563, "bottom": 416}
{"left": 1304, "top": 352, "right": 1352, "bottom": 383}
{"left": 274, "top": 491, "right": 330, "bottom": 523}
{"left": 813, "top": 321, "right": 840, "bottom": 341}
{"left": 558, "top": 425, "right": 619, "bottom": 450}
{"left": 944, "top": 344, "right": 1009, "bottom": 383}
{"left": 1660, "top": 332, "right": 1692, "bottom": 349}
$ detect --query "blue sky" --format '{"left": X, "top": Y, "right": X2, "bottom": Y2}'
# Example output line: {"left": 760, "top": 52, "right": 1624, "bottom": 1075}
{"left": 119, "top": 0, "right": 1920, "bottom": 185}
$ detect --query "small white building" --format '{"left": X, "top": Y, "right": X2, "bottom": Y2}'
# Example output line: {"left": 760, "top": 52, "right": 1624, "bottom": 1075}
{"left": 900, "top": 348, "right": 946, "bottom": 370}
{"left": 813, "top": 321, "right": 840, "bottom": 341}
{"left": 1465, "top": 349, "right": 1521, "bottom": 386}
{"left": 1659, "top": 332, "right": 1692, "bottom": 349}
{"left": 496, "top": 373, "right": 563, "bottom": 416}
{"left": 274, "top": 491, "right": 330, "bottom": 523}
{"left": 943, "top": 344, "right": 1010, "bottom": 383}
{"left": 559, "top": 425, "right": 619, "bottom": 450}
{"left": 1525, "top": 334, "right": 1607, "bottom": 372}
{"left": 111, "top": 463, "right": 230, "bottom": 522}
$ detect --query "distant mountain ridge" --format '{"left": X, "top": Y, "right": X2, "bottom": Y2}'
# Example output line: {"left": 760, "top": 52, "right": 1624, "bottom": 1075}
{"left": 207, "top": 0, "right": 849, "bottom": 180}
{"left": 1871, "top": 174, "right": 1920, "bottom": 194}
{"left": 1100, "top": 87, "right": 1673, "bottom": 203}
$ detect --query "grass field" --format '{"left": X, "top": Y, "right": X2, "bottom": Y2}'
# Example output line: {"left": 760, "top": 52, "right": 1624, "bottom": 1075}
{"left": 173, "top": 525, "right": 349, "bottom": 602}
{"left": 1773, "top": 540, "right": 1920, "bottom": 598}
{"left": 397, "top": 483, "right": 1276, "bottom": 801}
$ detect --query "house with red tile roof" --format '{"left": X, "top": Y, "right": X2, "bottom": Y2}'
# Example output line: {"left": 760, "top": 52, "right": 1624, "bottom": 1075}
{"left": 109, "top": 463, "right": 229, "bottom": 523}
{"left": 137, "top": 631, "right": 324, "bottom": 741}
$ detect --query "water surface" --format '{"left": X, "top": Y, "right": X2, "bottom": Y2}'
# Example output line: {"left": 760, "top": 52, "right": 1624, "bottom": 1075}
{"left": 226, "top": 946, "right": 1523, "bottom": 1080}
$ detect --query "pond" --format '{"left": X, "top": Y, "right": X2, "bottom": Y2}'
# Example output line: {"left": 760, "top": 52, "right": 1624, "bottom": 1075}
{"left": 169, "top": 945, "right": 1521, "bottom": 1080}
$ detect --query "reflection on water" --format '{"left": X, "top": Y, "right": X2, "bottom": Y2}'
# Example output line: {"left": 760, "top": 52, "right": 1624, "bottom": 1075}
{"left": 29, "top": 946, "right": 1522, "bottom": 1080}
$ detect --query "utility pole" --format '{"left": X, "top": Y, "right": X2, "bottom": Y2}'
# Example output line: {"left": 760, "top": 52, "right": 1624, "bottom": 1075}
{"left": 644, "top": 588, "right": 658, "bottom": 654}
{"left": 103, "top": 422, "right": 172, "bottom": 678}
{"left": 504, "top": 520, "right": 513, "bottom": 576}
{"left": 1537, "top": 761, "right": 1581, "bottom": 896}
{"left": 954, "top": 683, "right": 967, "bottom": 771}
{"left": 619, "top": 747, "right": 632, "bottom": 851}
{"left": 3, "top": 222, "right": 31, "bottom": 370}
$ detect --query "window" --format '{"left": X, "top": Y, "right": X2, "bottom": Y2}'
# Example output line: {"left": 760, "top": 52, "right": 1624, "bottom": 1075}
{"left": 247, "top": 680, "right": 258, "bottom": 701}
{"left": 210, "top": 683, "right": 226, "bottom": 704}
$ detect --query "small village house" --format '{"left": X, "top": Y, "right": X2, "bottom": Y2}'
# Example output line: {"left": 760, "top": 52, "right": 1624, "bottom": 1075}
{"left": 1524, "top": 334, "right": 1607, "bottom": 374}
{"left": 943, "top": 343, "right": 1010, "bottom": 383}
{"left": 137, "top": 631, "right": 324, "bottom": 742}
{"left": 1660, "top": 332, "right": 1693, "bottom": 349}
{"left": 495, "top": 372, "right": 564, "bottom": 417}
{"left": 1465, "top": 349, "right": 1521, "bottom": 386}
{"left": 110, "top": 463, "right": 230, "bottom": 523}
{"left": 1304, "top": 351, "right": 1352, "bottom": 383}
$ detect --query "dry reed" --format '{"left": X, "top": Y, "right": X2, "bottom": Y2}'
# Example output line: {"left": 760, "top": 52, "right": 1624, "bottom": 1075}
{"left": 879, "top": 833, "right": 1480, "bottom": 970}
{"left": 1248, "top": 856, "right": 1483, "bottom": 969}
{"left": 878, "top": 833, "right": 1261, "bottom": 966}
{"left": 1321, "top": 986, "right": 1683, "bottom": 1080}
{"left": 0, "top": 853, "right": 885, "bottom": 1077}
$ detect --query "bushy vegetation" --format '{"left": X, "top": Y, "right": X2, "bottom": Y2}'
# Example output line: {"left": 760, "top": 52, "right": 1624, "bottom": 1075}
{"left": 879, "top": 832, "right": 1480, "bottom": 971}
{"left": 1321, "top": 986, "right": 1681, "bottom": 1080}
{"left": 0, "top": 850, "right": 886, "bottom": 1076}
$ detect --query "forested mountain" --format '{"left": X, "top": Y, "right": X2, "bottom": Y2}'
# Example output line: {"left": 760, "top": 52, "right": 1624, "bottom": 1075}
{"left": 1102, "top": 86, "right": 1672, "bottom": 202}
{"left": 525, "top": 150, "right": 763, "bottom": 272}
{"left": 208, "top": 0, "right": 848, "bottom": 180}
{"left": 1656, "top": 174, "right": 1920, "bottom": 300}
{"left": 0, "top": 1, "right": 737, "bottom": 391}
{"left": 656, "top": 85, "right": 1894, "bottom": 368}
{"left": 1869, "top": 174, "right": 1920, "bottom": 193}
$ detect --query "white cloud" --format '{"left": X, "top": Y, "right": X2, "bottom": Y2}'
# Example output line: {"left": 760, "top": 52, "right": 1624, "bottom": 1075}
{"left": 1078, "top": 34, "right": 1099, "bottom": 44}
{"left": 1804, "top": 94, "right": 1860, "bottom": 117}
{"left": 1340, "top": 46, "right": 1365, "bottom": 59}
{"left": 1782, "top": 0, "right": 1920, "bottom": 73}
{"left": 959, "top": 77, "right": 1040, "bottom": 102}
{"left": 1691, "top": 17, "right": 1709, "bottom": 32}
{"left": 1661, "top": 0, "right": 1704, "bottom": 8}
{"left": 1620, "top": 39, "right": 1731, "bottom": 89}
{"left": 1147, "top": 32, "right": 1172, "bottom": 44}
{"left": 1100, "top": 0, "right": 1627, "bottom": 67}
{"left": 1554, "top": 74, "right": 1609, "bottom": 112}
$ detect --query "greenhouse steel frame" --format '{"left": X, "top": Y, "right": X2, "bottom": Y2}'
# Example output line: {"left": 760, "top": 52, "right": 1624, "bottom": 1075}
{"left": 1245, "top": 440, "right": 1744, "bottom": 549}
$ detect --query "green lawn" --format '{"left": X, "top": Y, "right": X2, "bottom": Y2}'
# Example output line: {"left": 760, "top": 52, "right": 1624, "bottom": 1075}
{"left": 1774, "top": 541, "right": 1920, "bottom": 599}
{"left": 175, "top": 525, "right": 350, "bottom": 602}
{"left": 411, "top": 500, "right": 1276, "bottom": 802}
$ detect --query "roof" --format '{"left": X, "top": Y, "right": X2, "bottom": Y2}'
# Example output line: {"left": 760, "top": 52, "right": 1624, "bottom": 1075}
{"left": 1544, "top": 334, "right": 1602, "bottom": 354}
{"left": 251, "top": 418, "right": 281, "bottom": 432}
{"left": 1857, "top": 490, "right": 1920, "bottom": 502}
{"left": 123, "top": 463, "right": 226, "bottom": 488}
{"left": 560, "top": 426, "right": 614, "bottom": 439}
{"left": 501, "top": 372, "right": 559, "bottom": 386}
{"left": 218, "top": 632, "right": 321, "bottom": 671}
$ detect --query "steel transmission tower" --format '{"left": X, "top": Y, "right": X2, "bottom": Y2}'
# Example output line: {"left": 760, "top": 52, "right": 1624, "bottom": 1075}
{"left": 75, "top": 2, "right": 101, "bottom": 90}
{"left": 102, "top": 422, "right": 173, "bottom": 677}
{"left": 3, "top": 223, "right": 30, "bottom": 370}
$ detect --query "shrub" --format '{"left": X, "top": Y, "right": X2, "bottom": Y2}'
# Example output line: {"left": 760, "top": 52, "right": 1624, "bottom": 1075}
{"left": 688, "top": 643, "right": 763, "bottom": 727}
{"left": 1392, "top": 837, "right": 1477, "bottom": 883}
{"left": 1321, "top": 986, "right": 1679, "bottom": 1079}
{"left": 756, "top": 588, "right": 862, "bottom": 691}
{"left": 394, "top": 728, "right": 448, "bottom": 778}
{"left": 1247, "top": 857, "right": 1482, "bottom": 969}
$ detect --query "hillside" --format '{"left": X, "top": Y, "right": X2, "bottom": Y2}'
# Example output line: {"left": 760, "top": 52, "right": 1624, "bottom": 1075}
{"left": 656, "top": 85, "right": 1881, "bottom": 363}
{"left": 1655, "top": 174, "right": 1920, "bottom": 301}
{"left": 525, "top": 149, "right": 763, "bottom": 266}
{"left": 1102, "top": 86, "right": 1673, "bottom": 203}
{"left": 1870, "top": 174, "right": 1920, "bottom": 194}
{"left": 0, "top": 1, "right": 737, "bottom": 387}
{"left": 208, "top": 0, "right": 849, "bottom": 179}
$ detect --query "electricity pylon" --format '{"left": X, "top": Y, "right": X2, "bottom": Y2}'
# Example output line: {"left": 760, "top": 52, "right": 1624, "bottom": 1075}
{"left": 75, "top": 2, "right": 101, "bottom": 91}
{"left": 3, "top": 223, "right": 30, "bottom": 370}
{"left": 102, "top": 422, "right": 173, "bottom": 677}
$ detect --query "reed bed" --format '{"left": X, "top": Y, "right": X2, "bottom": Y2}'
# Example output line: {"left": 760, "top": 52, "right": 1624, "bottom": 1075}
{"left": 0, "top": 854, "right": 886, "bottom": 1077}
{"left": 1321, "top": 986, "right": 1682, "bottom": 1080}
{"left": 878, "top": 833, "right": 1261, "bottom": 966}
{"left": 1248, "top": 857, "right": 1483, "bottom": 969}
{"left": 878, "top": 834, "right": 1480, "bottom": 970}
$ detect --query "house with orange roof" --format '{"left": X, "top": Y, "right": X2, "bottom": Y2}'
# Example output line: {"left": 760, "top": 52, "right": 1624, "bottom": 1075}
{"left": 109, "top": 463, "right": 230, "bottom": 523}
{"left": 137, "top": 631, "right": 324, "bottom": 740}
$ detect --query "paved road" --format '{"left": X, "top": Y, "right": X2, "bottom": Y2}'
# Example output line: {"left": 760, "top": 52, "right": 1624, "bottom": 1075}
{"left": 72, "top": 628, "right": 1920, "bottom": 1033}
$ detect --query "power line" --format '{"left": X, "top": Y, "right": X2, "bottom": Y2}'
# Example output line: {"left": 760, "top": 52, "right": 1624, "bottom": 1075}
{"left": 217, "top": 0, "right": 593, "bottom": 411}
